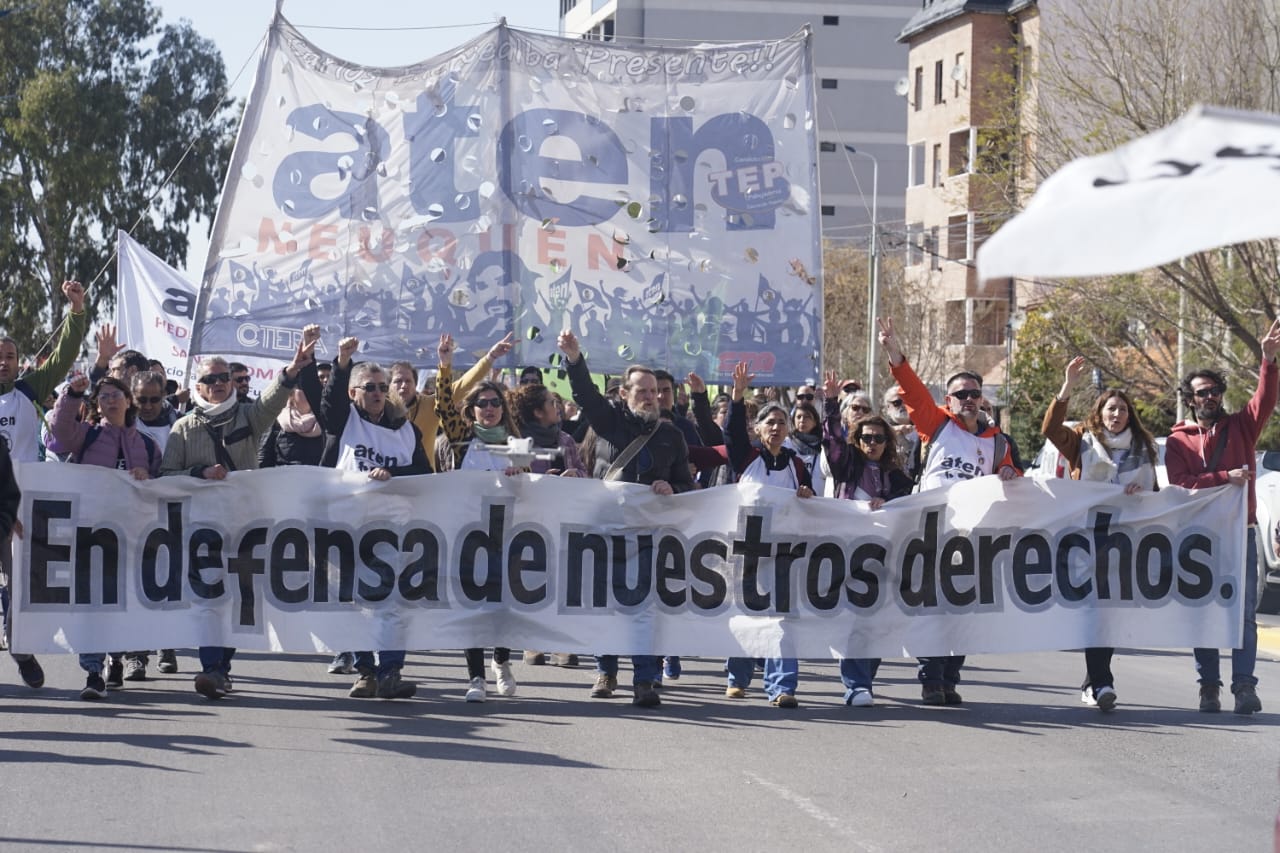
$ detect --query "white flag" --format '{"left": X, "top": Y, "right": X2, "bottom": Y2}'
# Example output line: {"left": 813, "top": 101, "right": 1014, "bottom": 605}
{"left": 978, "top": 105, "right": 1280, "bottom": 281}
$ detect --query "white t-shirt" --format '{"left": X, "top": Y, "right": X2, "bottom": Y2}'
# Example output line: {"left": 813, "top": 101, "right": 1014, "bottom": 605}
{"left": 0, "top": 387, "right": 41, "bottom": 463}
{"left": 918, "top": 419, "right": 998, "bottom": 492}
{"left": 335, "top": 415, "right": 418, "bottom": 473}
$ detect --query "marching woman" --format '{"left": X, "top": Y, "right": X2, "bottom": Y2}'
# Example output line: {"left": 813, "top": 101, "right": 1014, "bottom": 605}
{"left": 821, "top": 370, "right": 913, "bottom": 706}
{"left": 322, "top": 335, "right": 432, "bottom": 700}
{"left": 437, "top": 356, "right": 522, "bottom": 702}
{"left": 1042, "top": 355, "right": 1160, "bottom": 712}
{"left": 786, "top": 398, "right": 830, "bottom": 497}
{"left": 49, "top": 374, "right": 162, "bottom": 700}
{"left": 721, "top": 361, "right": 813, "bottom": 708}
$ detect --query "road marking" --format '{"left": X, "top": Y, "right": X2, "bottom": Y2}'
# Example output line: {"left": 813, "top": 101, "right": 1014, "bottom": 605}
{"left": 1258, "top": 626, "right": 1280, "bottom": 659}
{"left": 743, "top": 770, "right": 885, "bottom": 853}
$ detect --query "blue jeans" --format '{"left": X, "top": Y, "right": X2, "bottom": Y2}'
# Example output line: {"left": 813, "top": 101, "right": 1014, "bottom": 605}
{"left": 354, "top": 650, "right": 406, "bottom": 678}
{"left": 199, "top": 646, "right": 235, "bottom": 676}
{"left": 1194, "top": 526, "right": 1259, "bottom": 688}
{"left": 840, "top": 658, "right": 881, "bottom": 701}
{"left": 726, "top": 657, "right": 798, "bottom": 699}
{"left": 595, "top": 654, "right": 660, "bottom": 685}
{"left": 917, "top": 656, "right": 965, "bottom": 688}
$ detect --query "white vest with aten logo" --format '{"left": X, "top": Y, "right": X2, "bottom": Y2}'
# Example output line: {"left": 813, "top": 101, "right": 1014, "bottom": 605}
{"left": 335, "top": 414, "right": 417, "bottom": 473}
{"left": 0, "top": 387, "right": 41, "bottom": 463}
{"left": 918, "top": 419, "right": 997, "bottom": 492}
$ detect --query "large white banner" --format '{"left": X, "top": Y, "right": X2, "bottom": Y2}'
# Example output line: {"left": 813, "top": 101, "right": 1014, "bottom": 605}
{"left": 116, "top": 230, "right": 317, "bottom": 397}
{"left": 10, "top": 465, "right": 1247, "bottom": 658}
{"left": 978, "top": 104, "right": 1280, "bottom": 281}
{"left": 190, "top": 16, "right": 821, "bottom": 383}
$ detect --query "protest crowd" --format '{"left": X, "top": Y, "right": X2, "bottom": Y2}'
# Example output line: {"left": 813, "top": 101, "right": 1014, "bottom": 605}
{"left": 0, "top": 282, "right": 1275, "bottom": 717}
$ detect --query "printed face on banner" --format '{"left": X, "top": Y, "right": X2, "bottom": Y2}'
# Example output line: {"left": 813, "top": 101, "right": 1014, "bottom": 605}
{"left": 193, "top": 21, "right": 821, "bottom": 382}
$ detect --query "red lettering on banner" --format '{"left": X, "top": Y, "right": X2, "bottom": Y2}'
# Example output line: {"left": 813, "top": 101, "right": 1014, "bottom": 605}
{"left": 357, "top": 227, "right": 395, "bottom": 263}
{"left": 154, "top": 317, "right": 189, "bottom": 339}
{"left": 586, "top": 233, "right": 620, "bottom": 271}
{"left": 257, "top": 218, "right": 299, "bottom": 254}
{"left": 309, "top": 224, "right": 338, "bottom": 261}
{"left": 538, "top": 227, "right": 565, "bottom": 265}
{"left": 416, "top": 229, "right": 458, "bottom": 265}
{"left": 718, "top": 351, "right": 777, "bottom": 374}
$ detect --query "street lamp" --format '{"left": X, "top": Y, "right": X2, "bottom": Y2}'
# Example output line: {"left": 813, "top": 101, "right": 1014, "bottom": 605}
{"left": 844, "top": 144, "right": 880, "bottom": 401}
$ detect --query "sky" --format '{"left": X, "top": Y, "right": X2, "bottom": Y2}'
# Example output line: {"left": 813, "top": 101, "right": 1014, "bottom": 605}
{"left": 154, "top": 1, "right": 563, "bottom": 275}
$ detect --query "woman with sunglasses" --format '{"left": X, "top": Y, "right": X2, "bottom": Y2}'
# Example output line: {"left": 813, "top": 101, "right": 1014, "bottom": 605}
{"left": 1042, "top": 356, "right": 1160, "bottom": 712}
{"left": 320, "top": 335, "right": 431, "bottom": 701}
{"left": 821, "top": 370, "right": 914, "bottom": 707}
{"left": 437, "top": 379, "right": 524, "bottom": 702}
{"left": 50, "top": 374, "right": 162, "bottom": 701}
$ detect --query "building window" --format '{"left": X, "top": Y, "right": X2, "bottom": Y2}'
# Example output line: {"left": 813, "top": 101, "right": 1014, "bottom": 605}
{"left": 913, "top": 66, "right": 923, "bottom": 112}
{"left": 927, "top": 226, "right": 941, "bottom": 271}
{"left": 908, "top": 143, "right": 925, "bottom": 187}
{"left": 971, "top": 299, "right": 1009, "bottom": 346}
{"left": 945, "top": 300, "right": 967, "bottom": 345}
{"left": 822, "top": 15, "right": 839, "bottom": 25}
{"left": 934, "top": 60, "right": 944, "bottom": 105}
{"left": 954, "top": 52, "right": 965, "bottom": 98}
{"left": 819, "top": 141, "right": 836, "bottom": 153}
{"left": 947, "top": 214, "right": 968, "bottom": 261}
{"left": 948, "top": 128, "right": 973, "bottom": 176}
{"left": 906, "top": 222, "right": 924, "bottom": 267}
{"left": 821, "top": 78, "right": 837, "bottom": 90}
{"left": 932, "top": 144, "right": 942, "bottom": 188}
{"left": 821, "top": 205, "right": 835, "bottom": 216}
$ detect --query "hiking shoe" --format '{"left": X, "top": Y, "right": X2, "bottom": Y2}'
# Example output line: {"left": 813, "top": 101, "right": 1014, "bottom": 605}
{"left": 123, "top": 658, "right": 146, "bottom": 681}
{"left": 632, "top": 681, "right": 661, "bottom": 707}
{"left": 771, "top": 692, "right": 799, "bottom": 708}
{"left": 492, "top": 660, "right": 517, "bottom": 697}
{"left": 80, "top": 672, "right": 107, "bottom": 701}
{"left": 921, "top": 685, "right": 947, "bottom": 706}
{"left": 1094, "top": 686, "right": 1117, "bottom": 711}
{"left": 1233, "top": 684, "right": 1262, "bottom": 715}
{"left": 1199, "top": 684, "right": 1221, "bottom": 713}
{"left": 465, "top": 676, "right": 487, "bottom": 703}
{"left": 348, "top": 672, "right": 377, "bottom": 698}
{"left": 105, "top": 659, "right": 124, "bottom": 690}
{"left": 376, "top": 671, "right": 416, "bottom": 700}
{"left": 663, "top": 656, "right": 682, "bottom": 680}
{"left": 550, "top": 653, "right": 579, "bottom": 667}
{"left": 848, "top": 688, "right": 874, "bottom": 707}
{"left": 725, "top": 685, "right": 746, "bottom": 699}
{"left": 157, "top": 650, "right": 178, "bottom": 674}
{"left": 16, "top": 656, "right": 44, "bottom": 689}
{"left": 523, "top": 651, "right": 546, "bottom": 666}
{"left": 944, "top": 687, "right": 963, "bottom": 705}
{"left": 590, "top": 673, "right": 617, "bottom": 698}
{"left": 327, "top": 652, "right": 355, "bottom": 675}
{"left": 194, "top": 672, "right": 226, "bottom": 700}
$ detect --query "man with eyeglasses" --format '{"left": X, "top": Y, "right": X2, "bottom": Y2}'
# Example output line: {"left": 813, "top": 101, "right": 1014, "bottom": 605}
{"left": 160, "top": 331, "right": 318, "bottom": 699}
{"left": 878, "top": 317, "right": 1020, "bottom": 706}
{"left": 1166, "top": 317, "right": 1280, "bottom": 716}
{"left": 883, "top": 385, "right": 922, "bottom": 483}
{"left": 229, "top": 362, "right": 252, "bottom": 402}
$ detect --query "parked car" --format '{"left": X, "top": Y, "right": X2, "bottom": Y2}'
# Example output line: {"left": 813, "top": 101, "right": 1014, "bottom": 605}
{"left": 1250, "top": 451, "right": 1280, "bottom": 613}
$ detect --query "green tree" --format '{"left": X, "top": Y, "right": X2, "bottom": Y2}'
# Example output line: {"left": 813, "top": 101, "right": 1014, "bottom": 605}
{"left": 0, "top": 0, "right": 234, "bottom": 355}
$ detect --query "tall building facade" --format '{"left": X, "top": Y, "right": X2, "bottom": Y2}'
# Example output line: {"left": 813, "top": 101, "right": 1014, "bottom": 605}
{"left": 559, "top": 0, "right": 920, "bottom": 249}
{"left": 896, "top": 0, "right": 1040, "bottom": 391}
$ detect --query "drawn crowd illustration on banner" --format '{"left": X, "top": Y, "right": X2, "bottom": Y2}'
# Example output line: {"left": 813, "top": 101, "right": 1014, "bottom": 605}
{"left": 190, "top": 16, "right": 822, "bottom": 382}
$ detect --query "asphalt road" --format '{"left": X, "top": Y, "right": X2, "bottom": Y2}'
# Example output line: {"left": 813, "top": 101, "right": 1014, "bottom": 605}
{"left": 1, "top": 635, "right": 1278, "bottom": 853}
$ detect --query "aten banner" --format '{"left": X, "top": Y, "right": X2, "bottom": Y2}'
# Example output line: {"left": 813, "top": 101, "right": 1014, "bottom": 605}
{"left": 191, "top": 15, "right": 822, "bottom": 382}
{"left": 9, "top": 466, "right": 1247, "bottom": 658}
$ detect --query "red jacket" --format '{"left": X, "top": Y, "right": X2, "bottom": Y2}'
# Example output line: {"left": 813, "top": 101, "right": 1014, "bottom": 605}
{"left": 1165, "top": 358, "right": 1278, "bottom": 523}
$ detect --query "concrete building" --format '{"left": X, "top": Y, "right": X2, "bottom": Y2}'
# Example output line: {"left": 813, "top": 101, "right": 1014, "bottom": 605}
{"left": 558, "top": 0, "right": 921, "bottom": 248}
{"left": 895, "top": 0, "right": 1040, "bottom": 391}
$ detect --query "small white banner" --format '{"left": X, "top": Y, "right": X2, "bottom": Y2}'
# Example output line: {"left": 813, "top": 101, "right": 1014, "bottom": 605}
{"left": 978, "top": 104, "right": 1280, "bottom": 280}
{"left": 10, "top": 465, "right": 1247, "bottom": 658}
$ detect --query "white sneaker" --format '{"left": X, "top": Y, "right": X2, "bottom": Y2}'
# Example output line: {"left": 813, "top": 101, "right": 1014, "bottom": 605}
{"left": 465, "top": 676, "right": 486, "bottom": 703}
{"left": 492, "top": 660, "right": 517, "bottom": 697}
{"left": 849, "top": 688, "right": 875, "bottom": 707}
{"left": 1093, "top": 685, "right": 1117, "bottom": 711}
{"left": 1081, "top": 686, "right": 1098, "bottom": 706}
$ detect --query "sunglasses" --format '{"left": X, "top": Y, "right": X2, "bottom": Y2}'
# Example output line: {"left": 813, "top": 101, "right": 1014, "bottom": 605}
{"left": 848, "top": 404, "right": 872, "bottom": 414}
{"left": 887, "top": 398, "right": 904, "bottom": 406}
{"left": 841, "top": 385, "right": 858, "bottom": 392}
{"left": 198, "top": 372, "right": 231, "bottom": 385}
{"left": 358, "top": 382, "right": 390, "bottom": 393}
{"left": 474, "top": 397, "right": 503, "bottom": 409}
{"left": 1193, "top": 386, "right": 1223, "bottom": 398}
{"left": 795, "top": 393, "right": 815, "bottom": 401}
{"left": 949, "top": 389, "right": 982, "bottom": 401}
{"left": 233, "top": 375, "right": 251, "bottom": 384}
{"left": 135, "top": 395, "right": 164, "bottom": 405}
{"left": 858, "top": 433, "right": 888, "bottom": 444}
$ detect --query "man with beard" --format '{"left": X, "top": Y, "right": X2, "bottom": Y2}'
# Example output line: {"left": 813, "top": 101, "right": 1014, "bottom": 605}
{"left": 557, "top": 330, "right": 694, "bottom": 708}
{"left": 1166, "top": 316, "right": 1280, "bottom": 716}
{"left": 882, "top": 384, "right": 921, "bottom": 484}
{"left": 878, "top": 317, "right": 1019, "bottom": 706}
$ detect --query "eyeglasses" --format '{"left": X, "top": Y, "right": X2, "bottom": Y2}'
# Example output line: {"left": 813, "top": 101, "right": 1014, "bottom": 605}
{"left": 198, "top": 372, "right": 231, "bottom": 385}
{"left": 949, "top": 389, "right": 982, "bottom": 401}
{"left": 233, "top": 375, "right": 251, "bottom": 384}
{"left": 841, "top": 384, "right": 859, "bottom": 392}
{"left": 848, "top": 404, "right": 872, "bottom": 414}
{"left": 887, "top": 398, "right": 904, "bottom": 407}
{"left": 519, "top": 377, "right": 540, "bottom": 385}
{"left": 135, "top": 395, "right": 164, "bottom": 405}
{"left": 96, "top": 391, "right": 126, "bottom": 403}
{"left": 796, "top": 394, "right": 816, "bottom": 402}
{"left": 1193, "top": 386, "right": 1224, "bottom": 398}
{"left": 858, "top": 433, "right": 888, "bottom": 444}
{"left": 474, "top": 397, "right": 503, "bottom": 409}
{"left": 358, "top": 382, "right": 390, "bottom": 393}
